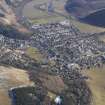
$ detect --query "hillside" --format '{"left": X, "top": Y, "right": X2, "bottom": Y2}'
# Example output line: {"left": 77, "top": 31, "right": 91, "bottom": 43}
{"left": 65, "top": 0, "right": 105, "bottom": 18}
{"left": 65, "top": 0, "right": 105, "bottom": 27}
{"left": 82, "top": 67, "right": 105, "bottom": 105}
{"left": 0, "top": 0, "right": 30, "bottom": 33}
{"left": 0, "top": 66, "right": 33, "bottom": 105}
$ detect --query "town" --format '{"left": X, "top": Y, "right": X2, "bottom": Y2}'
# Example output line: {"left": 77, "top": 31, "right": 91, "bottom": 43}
{"left": 0, "top": 20, "right": 105, "bottom": 105}
{"left": 0, "top": 0, "right": 105, "bottom": 105}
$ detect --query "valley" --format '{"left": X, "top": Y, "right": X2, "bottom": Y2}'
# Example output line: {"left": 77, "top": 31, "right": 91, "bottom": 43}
{"left": 0, "top": 0, "right": 105, "bottom": 105}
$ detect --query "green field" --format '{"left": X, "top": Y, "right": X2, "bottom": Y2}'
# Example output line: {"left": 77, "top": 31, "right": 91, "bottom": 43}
{"left": 25, "top": 47, "right": 44, "bottom": 63}
{"left": 72, "top": 20, "right": 105, "bottom": 33}
{"left": 23, "top": 0, "right": 67, "bottom": 24}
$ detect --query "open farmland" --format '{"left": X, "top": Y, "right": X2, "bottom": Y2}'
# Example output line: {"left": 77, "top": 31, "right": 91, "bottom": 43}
{"left": 72, "top": 20, "right": 105, "bottom": 33}
{"left": 0, "top": 66, "right": 33, "bottom": 105}
{"left": 22, "top": 0, "right": 68, "bottom": 24}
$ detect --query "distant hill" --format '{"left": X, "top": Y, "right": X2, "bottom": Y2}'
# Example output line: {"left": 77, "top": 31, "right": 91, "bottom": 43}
{"left": 65, "top": 0, "right": 105, "bottom": 18}
{"left": 65, "top": 0, "right": 105, "bottom": 27}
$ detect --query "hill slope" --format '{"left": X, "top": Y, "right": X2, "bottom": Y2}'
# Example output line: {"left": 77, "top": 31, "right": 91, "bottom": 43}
{"left": 65, "top": 0, "right": 105, "bottom": 18}
{"left": 65, "top": 0, "right": 105, "bottom": 27}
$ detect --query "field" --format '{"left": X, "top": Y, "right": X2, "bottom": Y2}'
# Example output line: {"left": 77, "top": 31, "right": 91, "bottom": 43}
{"left": 39, "top": 73, "right": 67, "bottom": 93}
{"left": 0, "top": 66, "right": 33, "bottom": 105}
{"left": 0, "top": 64, "right": 67, "bottom": 105}
{"left": 23, "top": 0, "right": 67, "bottom": 24}
{"left": 71, "top": 20, "right": 105, "bottom": 33}
{"left": 82, "top": 67, "right": 105, "bottom": 105}
{"left": 30, "top": 15, "right": 65, "bottom": 24}
{"left": 25, "top": 47, "right": 45, "bottom": 63}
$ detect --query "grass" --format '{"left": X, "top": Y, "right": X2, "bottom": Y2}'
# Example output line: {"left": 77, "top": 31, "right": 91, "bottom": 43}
{"left": 82, "top": 67, "right": 105, "bottom": 105}
{"left": 30, "top": 15, "right": 65, "bottom": 24}
{"left": 71, "top": 20, "right": 105, "bottom": 33}
{"left": 26, "top": 47, "right": 44, "bottom": 63}
{"left": 0, "top": 66, "right": 34, "bottom": 105}
{"left": 39, "top": 73, "right": 67, "bottom": 93}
